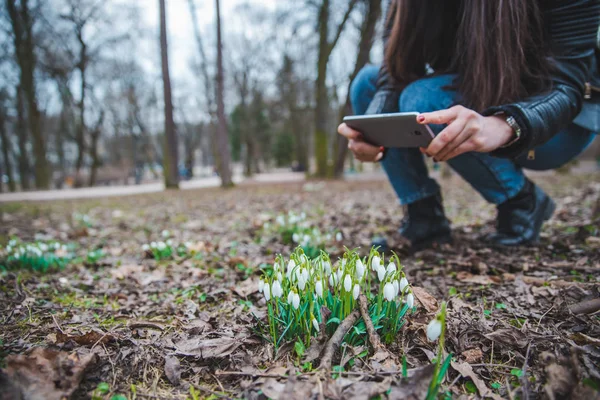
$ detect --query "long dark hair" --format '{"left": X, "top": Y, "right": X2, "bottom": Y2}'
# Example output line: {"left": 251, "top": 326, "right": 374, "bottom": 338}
{"left": 384, "top": 0, "right": 553, "bottom": 112}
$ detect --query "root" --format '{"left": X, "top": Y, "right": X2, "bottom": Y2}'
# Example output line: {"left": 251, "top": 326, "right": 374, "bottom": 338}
{"left": 357, "top": 294, "right": 384, "bottom": 351}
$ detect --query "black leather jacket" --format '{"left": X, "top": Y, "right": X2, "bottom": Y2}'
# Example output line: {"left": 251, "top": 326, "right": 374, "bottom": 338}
{"left": 368, "top": 0, "right": 600, "bottom": 159}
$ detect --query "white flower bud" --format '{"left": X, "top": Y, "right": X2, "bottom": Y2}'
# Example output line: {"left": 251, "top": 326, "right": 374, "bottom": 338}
{"left": 377, "top": 266, "right": 386, "bottom": 282}
{"left": 287, "top": 291, "right": 294, "bottom": 304}
{"left": 277, "top": 272, "right": 283, "bottom": 282}
{"left": 258, "top": 279, "right": 265, "bottom": 293}
{"left": 406, "top": 292, "right": 415, "bottom": 309}
{"left": 315, "top": 280, "right": 323, "bottom": 297}
{"left": 392, "top": 280, "right": 399, "bottom": 296}
{"left": 372, "top": 256, "right": 381, "bottom": 271}
{"left": 302, "top": 268, "right": 309, "bottom": 282}
{"left": 355, "top": 259, "right": 365, "bottom": 279}
{"left": 386, "top": 262, "right": 397, "bottom": 274}
{"left": 298, "top": 275, "right": 306, "bottom": 291}
{"left": 329, "top": 275, "right": 335, "bottom": 287}
{"left": 336, "top": 232, "right": 343, "bottom": 241}
{"left": 272, "top": 280, "right": 283, "bottom": 298}
{"left": 399, "top": 277, "right": 409, "bottom": 293}
{"left": 264, "top": 283, "right": 271, "bottom": 301}
{"left": 142, "top": 244, "right": 150, "bottom": 251}
{"left": 343, "top": 275, "right": 352, "bottom": 292}
{"left": 292, "top": 292, "right": 300, "bottom": 310}
{"left": 383, "top": 282, "right": 395, "bottom": 302}
{"left": 292, "top": 233, "right": 300, "bottom": 243}
{"left": 427, "top": 319, "right": 442, "bottom": 341}
{"left": 353, "top": 284, "right": 360, "bottom": 300}
{"left": 323, "top": 261, "right": 331, "bottom": 276}
{"left": 312, "top": 317, "right": 319, "bottom": 332}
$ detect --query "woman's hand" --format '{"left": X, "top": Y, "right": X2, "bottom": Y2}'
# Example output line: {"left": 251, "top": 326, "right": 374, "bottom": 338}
{"left": 337, "top": 123, "right": 385, "bottom": 162}
{"left": 418, "top": 105, "right": 514, "bottom": 161}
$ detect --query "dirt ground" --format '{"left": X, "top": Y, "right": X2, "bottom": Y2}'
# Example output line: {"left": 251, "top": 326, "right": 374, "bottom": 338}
{"left": 1, "top": 170, "right": 599, "bottom": 400}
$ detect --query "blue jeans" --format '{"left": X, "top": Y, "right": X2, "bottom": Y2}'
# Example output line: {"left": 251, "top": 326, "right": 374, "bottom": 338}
{"left": 350, "top": 65, "right": 597, "bottom": 205}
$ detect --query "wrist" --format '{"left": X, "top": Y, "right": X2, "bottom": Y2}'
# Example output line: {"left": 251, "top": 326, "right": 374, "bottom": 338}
{"left": 493, "top": 113, "right": 521, "bottom": 148}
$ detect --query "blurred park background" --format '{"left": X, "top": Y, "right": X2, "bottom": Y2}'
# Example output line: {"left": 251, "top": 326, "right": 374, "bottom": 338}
{"left": 0, "top": 0, "right": 598, "bottom": 195}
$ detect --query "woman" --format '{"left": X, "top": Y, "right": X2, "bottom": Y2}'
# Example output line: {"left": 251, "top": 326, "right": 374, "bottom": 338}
{"left": 339, "top": 0, "right": 600, "bottom": 251}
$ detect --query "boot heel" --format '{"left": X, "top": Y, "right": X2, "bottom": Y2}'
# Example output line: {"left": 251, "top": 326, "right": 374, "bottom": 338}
{"left": 543, "top": 198, "right": 556, "bottom": 221}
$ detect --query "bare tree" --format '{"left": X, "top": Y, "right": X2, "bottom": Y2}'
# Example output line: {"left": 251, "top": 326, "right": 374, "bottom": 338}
{"left": 314, "top": 0, "right": 359, "bottom": 177}
{"left": 15, "top": 84, "right": 31, "bottom": 189}
{"left": 0, "top": 89, "right": 16, "bottom": 192}
{"left": 159, "top": 0, "right": 179, "bottom": 189}
{"left": 6, "top": 0, "right": 50, "bottom": 188}
{"left": 333, "top": 0, "right": 382, "bottom": 177}
{"left": 214, "top": 0, "right": 233, "bottom": 187}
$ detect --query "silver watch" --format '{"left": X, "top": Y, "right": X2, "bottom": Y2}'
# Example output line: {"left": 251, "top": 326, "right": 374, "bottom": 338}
{"left": 499, "top": 115, "right": 521, "bottom": 148}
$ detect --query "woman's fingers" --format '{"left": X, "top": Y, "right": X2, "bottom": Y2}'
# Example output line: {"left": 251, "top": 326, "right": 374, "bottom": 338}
{"left": 435, "top": 123, "right": 476, "bottom": 161}
{"left": 424, "top": 118, "right": 467, "bottom": 158}
{"left": 418, "top": 105, "right": 463, "bottom": 125}
{"left": 348, "top": 139, "right": 381, "bottom": 162}
{"left": 337, "top": 123, "right": 362, "bottom": 140}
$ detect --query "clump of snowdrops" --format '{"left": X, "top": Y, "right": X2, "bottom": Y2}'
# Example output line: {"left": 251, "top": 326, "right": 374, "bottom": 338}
{"left": 261, "top": 211, "right": 342, "bottom": 258}
{"left": 142, "top": 230, "right": 204, "bottom": 260}
{"left": 0, "top": 239, "right": 73, "bottom": 272}
{"left": 258, "top": 246, "right": 416, "bottom": 349}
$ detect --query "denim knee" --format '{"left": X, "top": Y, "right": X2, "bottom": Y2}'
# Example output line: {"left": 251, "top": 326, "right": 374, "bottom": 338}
{"left": 350, "top": 65, "right": 379, "bottom": 115}
{"left": 398, "top": 74, "right": 456, "bottom": 113}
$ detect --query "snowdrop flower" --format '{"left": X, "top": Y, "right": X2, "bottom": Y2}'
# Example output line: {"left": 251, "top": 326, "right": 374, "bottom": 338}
{"left": 287, "top": 259, "right": 296, "bottom": 280}
{"left": 39, "top": 243, "right": 48, "bottom": 252}
{"left": 377, "top": 266, "right": 386, "bottom": 282}
{"left": 315, "top": 280, "right": 323, "bottom": 297}
{"left": 392, "top": 280, "right": 399, "bottom": 296}
{"left": 272, "top": 280, "right": 283, "bottom": 298}
{"left": 336, "top": 232, "right": 343, "bottom": 241}
{"left": 427, "top": 318, "right": 442, "bottom": 341}
{"left": 336, "top": 269, "right": 344, "bottom": 283}
{"left": 264, "top": 283, "right": 271, "bottom": 301}
{"left": 329, "top": 275, "right": 335, "bottom": 287}
{"left": 383, "top": 282, "right": 395, "bottom": 302}
{"left": 291, "top": 292, "right": 300, "bottom": 309}
{"left": 399, "top": 276, "right": 409, "bottom": 292}
{"left": 8, "top": 239, "right": 16, "bottom": 247}
{"left": 312, "top": 317, "right": 319, "bottom": 332}
{"left": 161, "top": 230, "right": 170, "bottom": 238}
{"left": 298, "top": 275, "right": 307, "bottom": 291}
{"left": 142, "top": 244, "right": 150, "bottom": 251}
{"left": 150, "top": 242, "right": 157, "bottom": 248}
{"left": 277, "top": 272, "right": 283, "bottom": 282}
{"left": 343, "top": 275, "right": 352, "bottom": 292}
{"left": 276, "top": 215, "right": 285, "bottom": 225}
{"left": 355, "top": 259, "right": 365, "bottom": 279}
{"left": 323, "top": 261, "right": 331, "bottom": 276}
{"left": 406, "top": 291, "right": 415, "bottom": 309}
{"left": 287, "top": 291, "right": 294, "bottom": 304}
{"left": 300, "top": 212, "right": 306, "bottom": 220}
{"left": 59, "top": 277, "right": 69, "bottom": 286}
{"left": 273, "top": 262, "right": 280, "bottom": 272}
{"left": 372, "top": 256, "right": 381, "bottom": 271}
{"left": 258, "top": 279, "right": 265, "bottom": 293}
{"left": 353, "top": 283, "right": 360, "bottom": 300}
{"left": 386, "top": 262, "right": 397, "bottom": 274}
{"left": 302, "top": 268, "right": 309, "bottom": 283}
{"left": 166, "top": 239, "right": 173, "bottom": 246}
{"left": 292, "top": 233, "right": 300, "bottom": 243}
{"left": 157, "top": 242, "right": 166, "bottom": 250}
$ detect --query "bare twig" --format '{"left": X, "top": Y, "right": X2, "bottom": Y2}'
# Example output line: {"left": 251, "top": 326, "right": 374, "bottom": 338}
{"left": 568, "top": 298, "right": 600, "bottom": 315}
{"left": 519, "top": 342, "right": 533, "bottom": 400}
{"left": 128, "top": 321, "right": 165, "bottom": 331}
{"left": 357, "top": 294, "right": 384, "bottom": 351}
{"left": 318, "top": 310, "right": 360, "bottom": 370}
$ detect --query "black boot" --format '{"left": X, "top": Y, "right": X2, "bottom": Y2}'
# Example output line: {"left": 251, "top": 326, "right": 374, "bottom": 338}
{"left": 488, "top": 179, "right": 555, "bottom": 246}
{"left": 372, "top": 193, "right": 452, "bottom": 253}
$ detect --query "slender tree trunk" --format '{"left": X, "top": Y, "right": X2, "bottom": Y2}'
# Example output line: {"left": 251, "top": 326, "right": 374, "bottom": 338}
{"left": 159, "top": 0, "right": 180, "bottom": 189}
{"left": 15, "top": 86, "right": 31, "bottom": 190}
{"left": 74, "top": 33, "right": 87, "bottom": 187}
{"left": 6, "top": 0, "right": 50, "bottom": 189}
{"left": 314, "top": 0, "right": 330, "bottom": 178}
{"left": 214, "top": 0, "right": 233, "bottom": 187}
{"left": 333, "top": 0, "right": 382, "bottom": 177}
{"left": 0, "top": 110, "right": 16, "bottom": 192}
{"left": 88, "top": 112, "right": 104, "bottom": 187}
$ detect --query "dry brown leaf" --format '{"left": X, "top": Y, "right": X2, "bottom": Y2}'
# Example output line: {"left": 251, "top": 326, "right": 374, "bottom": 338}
{"left": 461, "top": 348, "right": 484, "bottom": 363}
{"left": 456, "top": 271, "right": 499, "bottom": 285}
{"left": 110, "top": 264, "right": 144, "bottom": 280}
{"left": 411, "top": 286, "right": 438, "bottom": 313}
{"left": 164, "top": 355, "right": 181, "bottom": 386}
{"left": 451, "top": 361, "right": 504, "bottom": 400}
{"left": 56, "top": 331, "right": 114, "bottom": 346}
{"left": 174, "top": 336, "right": 243, "bottom": 359}
{"left": 5, "top": 348, "right": 96, "bottom": 400}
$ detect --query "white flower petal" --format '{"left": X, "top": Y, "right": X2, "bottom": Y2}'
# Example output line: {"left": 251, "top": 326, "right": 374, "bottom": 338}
{"left": 426, "top": 319, "right": 442, "bottom": 342}
{"left": 383, "top": 283, "right": 395, "bottom": 302}
{"left": 264, "top": 284, "right": 271, "bottom": 301}
{"left": 292, "top": 293, "right": 300, "bottom": 309}
{"left": 353, "top": 284, "right": 360, "bottom": 300}
{"left": 377, "top": 266, "right": 386, "bottom": 282}
{"left": 406, "top": 292, "right": 415, "bottom": 309}
{"left": 312, "top": 317, "right": 319, "bottom": 332}
{"left": 372, "top": 256, "right": 381, "bottom": 271}
{"left": 399, "top": 277, "right": 409, "bottom": 292}
{"left": 343, "top": 275, "right": 352, "bottom": 292}
{"left": 258, "top": 280, "right": 264, "bottom": 293}
{"left": 315, "top": 281, "right": 323, "bottom": 297}
{"left": 355, "top": 260, "right": 365, "bottom": 279}
{"left": 386, "top": 262, "right": 397, "bottom": 274}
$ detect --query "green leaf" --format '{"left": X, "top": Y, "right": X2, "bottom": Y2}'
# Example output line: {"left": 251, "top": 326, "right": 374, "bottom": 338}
{"left": 491, "top": 382, "right": 502, "bottom": 390}
{"left": 465, "top": 380, "right": 477, "bottom": 393}
{"left": 97, "top": 382, "right": 110, "bottom": 394}
{"left": 495, "top": 303, "right": 507, "bottom": 309}
{"left": 448, "top": 287, "right": 458, "bottom": 296}
{"left": 326, "top": 317, "right": 341, "bottom": 325}
{"left": 583, "top": 378, "right": 600, "bottom": 391}
{"left": 110, "top": 395, "right": 127, "bottom": 400}
{"left": 483, "top": 309, "right": 492, "bottom": 316}
{"left": 511, "top": 368, "right": 524, "bottom": 378}
{"left": 294, "top": 340, "right": 305, "bottom": 357}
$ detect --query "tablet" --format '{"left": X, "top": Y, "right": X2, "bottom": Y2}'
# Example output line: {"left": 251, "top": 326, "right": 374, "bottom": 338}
{"left": 343, "top": 112, "right": 435, "bottom": 148}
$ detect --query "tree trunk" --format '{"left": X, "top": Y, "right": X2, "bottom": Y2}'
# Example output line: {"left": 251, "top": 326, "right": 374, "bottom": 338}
{"left": 6, "top": 0, "right": 50, "bottom": 189}
{"left": 314, "top": 0, "right": 330, "bottom": 178}
{"left": 333, "top": 0, "right": 382, "bottom": 178}
{"left": 159, "top": 0, "right": 180, "bottom": 189}
{"left": 15, "top": 85, "right": 31, "bottom": 190}
{"left": 214, "top": 0, "right": 233, "bottom": 187}
{"left": 0, "top": 110, "right": 16, "bottom": 192}
{"left": 74, "top": 31, "right": 87, "bottom": 188}
{"left": 88, "top": 112, "right": 104, "bottom": 187}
